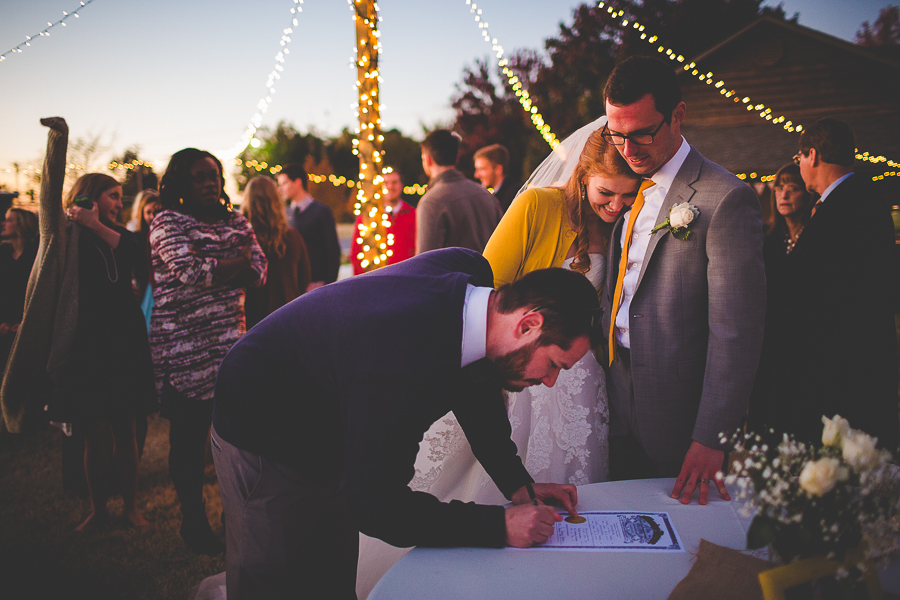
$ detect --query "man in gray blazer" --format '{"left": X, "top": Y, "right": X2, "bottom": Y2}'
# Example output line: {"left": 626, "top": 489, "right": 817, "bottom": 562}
{"left": 601, "top": 56, "right": 765, "bottom": 505}
{"left": 416, "top": 129, "right": 503, "bottom": 254}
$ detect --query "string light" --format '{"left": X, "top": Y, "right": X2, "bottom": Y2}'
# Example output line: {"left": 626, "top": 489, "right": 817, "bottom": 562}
{"left": 1, "top": 0, "right": 96, "bottom": 64}
{"left": 349, "top": 0, "right": 390, "bottom": 271}
{"left": 108, "top": 159, "right": 154, "bottom": 171}
{"left": 222, "top": 0, "right": 303, "bottom": 159}
{"left": 229, "top": 158, "right": 430, "bottom": 194}
{"left": 464, "top": 0, "right": 560, "bottom": 150}
{"left": 596, "top": 1, "right": 900, "bottom": 183}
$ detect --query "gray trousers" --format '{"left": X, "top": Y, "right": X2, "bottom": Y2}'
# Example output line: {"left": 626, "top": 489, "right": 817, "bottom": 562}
{"left": 211, "top": 426, "right": 358, "bottom": 599}
{"left": 607, "top": 348, "right": 683, "bottom": 480}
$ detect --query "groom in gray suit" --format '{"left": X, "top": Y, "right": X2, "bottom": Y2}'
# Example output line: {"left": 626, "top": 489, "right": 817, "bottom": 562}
{"left": 601, "top": 56, "right": 765, "bottom": 505}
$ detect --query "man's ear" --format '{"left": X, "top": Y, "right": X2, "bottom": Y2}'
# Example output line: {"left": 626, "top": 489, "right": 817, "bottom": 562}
{"left": 515, "top": 310, "right": 544, "bottom": 341}
{"left": 808, "top": 148, "right": 820, "bottom": 166}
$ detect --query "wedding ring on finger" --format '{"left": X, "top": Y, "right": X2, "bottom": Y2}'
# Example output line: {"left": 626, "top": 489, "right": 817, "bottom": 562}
{"left": 699, "top": 478, "right": 711, "bottom": 484}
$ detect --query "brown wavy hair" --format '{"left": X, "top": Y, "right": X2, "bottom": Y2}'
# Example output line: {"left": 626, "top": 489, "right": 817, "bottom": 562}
{"left": 132, "top": 188, "right": 160, "bottom": 234}
{"left": 562, "top": 128, "right": 640, "bottom": 273}
{"left": 242, "top": 176, "right": 288, "bottom": 259}
{"left": 65, "top": 173, "right": 121, "bottom": 209}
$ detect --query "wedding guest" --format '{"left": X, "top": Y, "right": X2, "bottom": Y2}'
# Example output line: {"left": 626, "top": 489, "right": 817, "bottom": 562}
{"left": 277, "top": 163, "right": 340, "bottom": 291}
{"left": 751, "top": 119, "right": 897, "bottom": 448}
{"left": 602, "top": 56, "right": 765, "bottom": 504}
{"left": 150, "top": 148, "right": 266, "bottom": 554}
{"left": 50, "top": 174, "right": 157, "bottom": 531}
{"left": 350, "top": 169, "right": 416, "bottom": 275}
{"left": 765, "top": 164, "right": 815, "bottom": 256}
{"left": 212, "top": 249, "right": 596, "bottom": 599}
{"left": 131, "top": 189, "right": 160, "bottom": 328}
{"left": 416, "top": 129, "right": 502, "bottom": 254}
{"left": 0, "top": 208, "right": 39, "bottom": 370}
{"left": 241, "top": 176, "right": 310, "bottom": 329}
{"left": 473, "top": 143, "right": 521, "bottom": 213}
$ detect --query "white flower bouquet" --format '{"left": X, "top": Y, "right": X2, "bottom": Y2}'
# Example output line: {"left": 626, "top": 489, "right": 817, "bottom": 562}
{"left": 722, "top": 415, "right": 900, "bottom": 578}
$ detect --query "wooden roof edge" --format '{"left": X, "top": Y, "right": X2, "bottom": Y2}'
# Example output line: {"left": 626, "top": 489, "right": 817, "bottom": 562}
{"left": 683, "top": 15, "right": 900, "bottom": 74}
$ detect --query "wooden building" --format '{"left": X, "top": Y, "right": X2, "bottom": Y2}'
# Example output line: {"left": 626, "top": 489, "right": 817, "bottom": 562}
{"left": 678, "top": 16, "right": 900, "bottom": 195}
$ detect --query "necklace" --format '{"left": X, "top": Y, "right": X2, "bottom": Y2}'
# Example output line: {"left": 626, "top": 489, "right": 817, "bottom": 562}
{"left": 784, "top": 226, "right": 804, "bottom": 255}
{"left": 93, "top": 241, "right": 118, "bottom": 282}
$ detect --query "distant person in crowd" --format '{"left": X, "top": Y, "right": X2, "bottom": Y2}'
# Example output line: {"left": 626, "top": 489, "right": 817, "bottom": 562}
{"left": 242, "top": 176, "right": 310, "bottom": 329}
{"left": 130, "top": 189, "right": 161, "bottom": 328}
{"left": 474, "top": 143, "right": 521, "bottom": 213}
{"left": 150, "top": 148, "right": 266, "bottom": 555}
{"left": 764, "top": 164, "right": 815, "bottom": 256}
{"left": 416, "top": 129, "right": 503, "bottom": 254}
{"left": 128, "top": 189, "right": 158, "bottom": 233}
{"left": 602, "top": 56, "right": 765, "bottom": 505}
{"left": 212, "top": 248, "right": 596, "bottom": 599}
{"left": 350, "top": 169, "right": 416, "bottom": 275}
{"left": 0, "top": 208, "right": 39, "bottom": 370}
{"left": 277, "top": 163, "right": 340, "bottom": 291}
{"left": 750, "top": 119, "right": 898, "bottom": 448}
{"left": 49, "top": 174, "right": 156, "bottom": 531}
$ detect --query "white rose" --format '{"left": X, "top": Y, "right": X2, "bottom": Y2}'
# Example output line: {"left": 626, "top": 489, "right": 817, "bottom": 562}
{"left": 821, "top": 415, "right": 850, "bottom": 447}
{"left": 669, "top": 203, "right": 696, "bottom": 228}
{"left": 842, "top": 431, "right": 879, "bottom": 470}
{"left": 799, "top": 457, "right": 841, "bottom": 496}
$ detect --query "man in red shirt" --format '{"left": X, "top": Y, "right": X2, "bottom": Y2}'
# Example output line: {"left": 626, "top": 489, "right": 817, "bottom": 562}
{"left": 351, "top": 169, "right": 416, "bottom": 275}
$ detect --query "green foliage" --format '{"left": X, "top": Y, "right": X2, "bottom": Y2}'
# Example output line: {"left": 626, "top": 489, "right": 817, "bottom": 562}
{"left": 235, "top": 121, "right": 326, "bottom": 190}
{"left": 109, "top": 147, "right": 158, "bottom": 198}
{"left": 856, "top": 5, "right": 900, "bottom": 46}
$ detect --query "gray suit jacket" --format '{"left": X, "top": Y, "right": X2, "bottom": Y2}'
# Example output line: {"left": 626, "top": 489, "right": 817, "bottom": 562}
{"left": 416, "top": 169, "right": 503, "bottom": 254}
{"left": 602, "top": 146, "right": 766, "bottom": 462}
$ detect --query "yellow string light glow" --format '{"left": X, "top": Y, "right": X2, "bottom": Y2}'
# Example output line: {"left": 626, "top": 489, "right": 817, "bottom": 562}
{"left": 222, "top": 0, "right": 304, "bottom": 159}
{"left": 596, "top": 1, "right": 900, "bottom": 183}
{"left": 108, "top": 159, "right": 154, "bottom": 172}
{"left": 350, "top": 0, "right": 391, "bottom": 271}
{"left": 464, "top": 0, "right": 560, "bottom": 150}
{"left": 1, "top": 0, "right": 96, "bottom": 64}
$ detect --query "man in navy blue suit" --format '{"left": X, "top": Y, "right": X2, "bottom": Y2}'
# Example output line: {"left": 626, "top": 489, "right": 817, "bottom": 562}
{"left": 212, "top": 248, "right": 600, "bottom": 599}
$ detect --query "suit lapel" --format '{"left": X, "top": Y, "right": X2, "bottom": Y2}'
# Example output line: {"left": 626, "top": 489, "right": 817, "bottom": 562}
{"left": 634, "top": 147, "right": 701, "bottom": 293}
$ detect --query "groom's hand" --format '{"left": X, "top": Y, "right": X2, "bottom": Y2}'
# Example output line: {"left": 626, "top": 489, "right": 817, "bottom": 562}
{"left": 511, "top": 483, "right": 579, "bottom": 517}
{"left": 670, "top": 441, "right": 730, "bottom": 505}
{"left": 504, "top": 504, "right": 561, "bottom": 547}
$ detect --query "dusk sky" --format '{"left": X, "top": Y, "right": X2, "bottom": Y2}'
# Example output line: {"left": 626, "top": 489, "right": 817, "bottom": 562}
{"left": 0, "top": 0, "right": 894, "bottom": 190}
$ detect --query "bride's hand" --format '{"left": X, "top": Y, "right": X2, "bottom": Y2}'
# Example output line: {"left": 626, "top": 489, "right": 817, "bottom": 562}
{"left": 511, "top": 483, "right": 579, "bottom": 518}
{"left": 504, "top": 504, "right": 561, "bottom": 548}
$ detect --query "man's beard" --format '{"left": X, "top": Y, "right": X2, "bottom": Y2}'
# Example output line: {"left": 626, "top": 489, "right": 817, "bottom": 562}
{"left": 493, "top": 339, "right": 541, "bottom": 392}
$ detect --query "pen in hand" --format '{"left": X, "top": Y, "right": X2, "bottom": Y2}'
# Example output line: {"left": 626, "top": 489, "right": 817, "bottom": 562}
{"left": 525, "top": 482, "right": 539, "bottom": 507}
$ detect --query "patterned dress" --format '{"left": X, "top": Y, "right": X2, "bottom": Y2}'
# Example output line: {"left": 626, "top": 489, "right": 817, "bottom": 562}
{"left": 149, "top": 209, "right": 266, "bottom": 402}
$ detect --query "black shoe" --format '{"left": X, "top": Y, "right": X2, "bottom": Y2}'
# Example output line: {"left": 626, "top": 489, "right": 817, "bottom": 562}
{"left": 180, "top": 520, "right": 225, "bottom": 556}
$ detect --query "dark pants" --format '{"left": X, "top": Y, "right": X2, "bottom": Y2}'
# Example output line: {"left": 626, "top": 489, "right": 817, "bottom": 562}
{"left": 211, "top": 426, "right": 358, "bottom": 600}
{"left": 161, "top": 384, "right": 214, "bottom": 524}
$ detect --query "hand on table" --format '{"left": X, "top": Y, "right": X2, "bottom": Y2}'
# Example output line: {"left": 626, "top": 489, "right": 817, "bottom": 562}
{"left": 504, "top": 503, "right": 561, "bottom": 548}
{"left": 670, "top": 440, "right": 729, "bottom": 505}
{"left": 511, "top": 483, "right": 579, "bottom": 517}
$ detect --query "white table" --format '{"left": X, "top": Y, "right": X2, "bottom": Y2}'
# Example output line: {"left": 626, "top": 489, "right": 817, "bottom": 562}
{"left": 369, "top": 478, "right": 751, "bottom": 600}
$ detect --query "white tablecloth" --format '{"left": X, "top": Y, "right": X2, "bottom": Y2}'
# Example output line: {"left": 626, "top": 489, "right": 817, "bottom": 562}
{"left": 369, "top": 478, "right": 750, "bottom": 600}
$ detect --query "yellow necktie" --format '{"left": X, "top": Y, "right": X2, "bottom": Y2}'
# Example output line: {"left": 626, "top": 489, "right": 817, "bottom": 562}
{"left": 608, "top": 180, "right": 655, "bottom": 366}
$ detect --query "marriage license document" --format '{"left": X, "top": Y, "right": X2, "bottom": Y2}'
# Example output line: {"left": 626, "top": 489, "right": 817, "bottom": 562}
{"left": 524, "top": 511, "right": 684, "bottom": 552}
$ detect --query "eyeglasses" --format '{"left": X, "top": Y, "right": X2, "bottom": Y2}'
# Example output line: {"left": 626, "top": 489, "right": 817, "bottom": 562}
{"left": 792, "top": 153, "right": 803, "bottom": 166}
{"left": 601, "top": 121, "right": 665, "bottom": 146}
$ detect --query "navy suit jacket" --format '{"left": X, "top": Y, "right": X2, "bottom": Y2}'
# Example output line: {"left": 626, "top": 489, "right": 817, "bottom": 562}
{"left": 213, "top": 248, "right": 532, "bottom": 548}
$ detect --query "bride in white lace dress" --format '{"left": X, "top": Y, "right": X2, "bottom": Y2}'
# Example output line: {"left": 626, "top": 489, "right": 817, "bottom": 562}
{"left": 355, "top": 117, "right": 642, "bottom": 599}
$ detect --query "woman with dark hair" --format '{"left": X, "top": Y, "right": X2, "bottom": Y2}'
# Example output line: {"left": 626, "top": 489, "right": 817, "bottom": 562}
{"left": 150, "top": 148, "right": 266, "bottom": 554}
{"left": 0, "top": 208, "right": 39, "bottom": 371}
{"left": 750, "top": 164, "right": 816, "bottom": 437}
{"left": 48, "top": 173, "right": 157, "bottom": 531}
{"left": 241, "top": 176, "right": 310, "bottom": 329}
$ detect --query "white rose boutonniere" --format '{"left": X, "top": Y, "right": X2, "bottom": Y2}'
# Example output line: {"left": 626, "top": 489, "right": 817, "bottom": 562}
{"left": 821, "top": 414, "right": 850, "bottom": 447}
{"left": 652, "top": 202, "right": 699, "bottom": 240}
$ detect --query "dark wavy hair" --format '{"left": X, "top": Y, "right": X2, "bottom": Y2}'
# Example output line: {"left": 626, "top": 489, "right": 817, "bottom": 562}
{"left": 562, "top": 128, "right": 640, "bottom": 274}
{"left": 494, "top": 268, "right": 602, "bottom": 349}
{"left": 604, "top": 55, "right": 682, "bottom": 124}
{"left": 158, "top": 148, "right": 231, "bottom": 219}
{"left": 3, "top": 208, "right": 39, "bottom": 245}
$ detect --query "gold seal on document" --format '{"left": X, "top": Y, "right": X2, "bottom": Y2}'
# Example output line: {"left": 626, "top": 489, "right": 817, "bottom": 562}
{"left": 565, "top": 516, "right": 586, "bottom": 524}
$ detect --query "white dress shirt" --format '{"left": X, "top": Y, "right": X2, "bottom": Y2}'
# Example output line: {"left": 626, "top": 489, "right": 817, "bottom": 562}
{"left": 615, "top": 137, "right": 691, "bottom": 349}
{"left": 460, "top": 284, "right": 492, "bottom": 367}
{"left": 817, "top": 172, "right": 853, "bottom": 205}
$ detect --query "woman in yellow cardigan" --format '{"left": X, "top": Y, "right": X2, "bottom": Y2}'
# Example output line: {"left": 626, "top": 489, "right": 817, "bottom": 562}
{"left": 482, "top": 127, "right": 640, "bottom": 487}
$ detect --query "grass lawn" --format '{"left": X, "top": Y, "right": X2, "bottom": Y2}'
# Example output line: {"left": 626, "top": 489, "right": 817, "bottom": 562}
{"left": 0, "top": 415, "right": 224, "bottom": 600}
